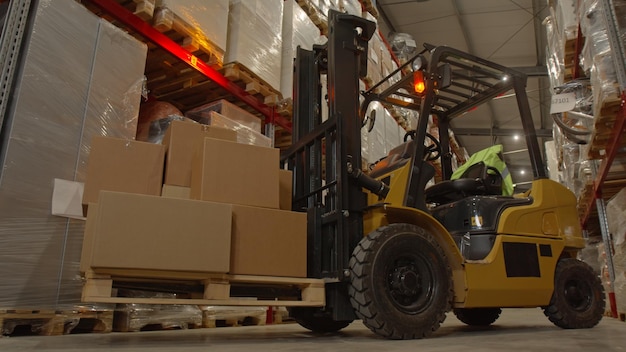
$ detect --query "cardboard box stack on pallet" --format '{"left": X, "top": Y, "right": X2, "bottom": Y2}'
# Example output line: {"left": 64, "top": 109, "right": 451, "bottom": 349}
{"left": 79, "top": 116, "right": 308, "bottom": 291}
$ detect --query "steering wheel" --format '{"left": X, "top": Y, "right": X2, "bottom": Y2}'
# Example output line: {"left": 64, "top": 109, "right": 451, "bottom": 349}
{"left": 403, "top": 130, "right": 442, "bottom": 161}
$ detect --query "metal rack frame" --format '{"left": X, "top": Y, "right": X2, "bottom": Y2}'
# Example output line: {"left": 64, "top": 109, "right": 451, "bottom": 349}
{"left": 578, "top": 0, "right": 626, "bottom": 318}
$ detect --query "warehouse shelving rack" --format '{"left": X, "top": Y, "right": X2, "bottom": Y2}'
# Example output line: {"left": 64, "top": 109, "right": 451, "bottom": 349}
{"left": 82, "top": 0, "right": 292, "bottom": 134}
{"left": 577, "top": 0, "right": 626, "bottom": 319}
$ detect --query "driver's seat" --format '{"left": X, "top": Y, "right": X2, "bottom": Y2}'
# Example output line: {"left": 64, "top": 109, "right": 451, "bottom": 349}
{"left": 424, "top": 161, "right": 504, "bottom": 205}
{"left": 368, "top": 140, "right": 415, "bottom": 178}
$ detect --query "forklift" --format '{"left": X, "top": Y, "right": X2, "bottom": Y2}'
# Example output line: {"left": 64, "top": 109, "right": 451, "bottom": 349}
{"left": 280, "top": 10, "right": 605, "bottom": 340}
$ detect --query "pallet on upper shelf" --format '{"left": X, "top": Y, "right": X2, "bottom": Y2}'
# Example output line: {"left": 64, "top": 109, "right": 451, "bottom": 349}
{"left": 296, "top": 0, "right": 329, "bottom": 35}
{"left": 587, "top": 93, "right": 624, "bottom": 159}
{"left": 359, "top": 0, "right": 379, "bottom": 18}
{"left": 152, "top": 6, "right": 225, "bottom": 68}
{"left": 0, "top": 308, "right": 113, "bottom": 337}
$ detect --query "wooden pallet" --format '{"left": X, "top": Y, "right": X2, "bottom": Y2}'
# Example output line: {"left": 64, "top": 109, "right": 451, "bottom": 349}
{"left": 0, "top": 309, "right": 113, "bottom": 336}
{"left": 587, "top": 94, "right": 625, "bottom": 159}
{"left": 296, "top": 0, "right": 329, "bottom": 35}
{"left": 152, "top": 7, "right": 224, "bottom": 68}
{"left": 201, "top": 310, "right": 266, "bottom": 328}
{"left": 360, "top": 0, "right": 379, "bottom": 18}
{"left": 82, "top": 271, "right": 325, "bottom": 308}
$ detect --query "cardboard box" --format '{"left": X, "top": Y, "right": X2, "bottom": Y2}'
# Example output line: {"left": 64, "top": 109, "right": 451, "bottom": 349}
{"left": 191, "top": 138, "right": 280, "bottom": 209}
{"left": 186, "top": 99, "right": 262, "bottom": 132}
{"left": 162, "top": 120, "right": 237, "bottom": 187}
{"left": 83, "top": 137, "right": 166, "bottom": 204}
{"left": 83, "top": 191, "right": 232, "bottom": 273}
{"left": 161, "top": 184, "right": 191, "bottom": 199}
{"left": 278, "top": 170, "right": 292, "bottom": 211}
{"left": 231, "top": 205, "right": 307, "bottom": 277}
{"left": 202, "top": 111, "right": 272, "bottom": 147}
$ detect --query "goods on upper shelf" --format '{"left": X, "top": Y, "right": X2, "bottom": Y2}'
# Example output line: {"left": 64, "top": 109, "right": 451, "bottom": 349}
{"left": 545, "top": 0, "right": 625, "bottom": 208}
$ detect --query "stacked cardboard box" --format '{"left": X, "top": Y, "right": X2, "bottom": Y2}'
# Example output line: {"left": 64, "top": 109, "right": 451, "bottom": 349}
{"left": 185, "top": 99, "right": 271, "bottom": 147}
{"left": 80, "top": 122, "right": 306, "bottom": 280}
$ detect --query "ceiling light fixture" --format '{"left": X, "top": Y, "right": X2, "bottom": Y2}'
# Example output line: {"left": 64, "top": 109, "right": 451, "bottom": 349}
{"left": 513, "top": 134, "right": 520, "bottom": 140}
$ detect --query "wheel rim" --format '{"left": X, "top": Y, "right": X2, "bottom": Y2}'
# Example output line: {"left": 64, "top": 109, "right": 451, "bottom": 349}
{"left": 385, "top": 253, "right": 436, "bottom": 314}
{"left": 563, "top": 278, "right": 593, "bottom": 311}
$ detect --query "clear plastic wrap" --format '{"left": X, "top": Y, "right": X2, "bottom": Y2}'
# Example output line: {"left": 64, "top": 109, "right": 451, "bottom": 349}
{"left": 338, "top": 0, "right": 361, "bottom": 16}
{"left": 0, "top": 0, "right": 146, "bottom": 310}
{"left": 580, "top": 240, "right": 603, "bottom": 274}
{"left": 114, "top": 290, "right": 202, "bottom": 332}
{"left": 388, "top": 32, "right": 417, "bottom": 65}
{"left": 186, "top": 99, "right": 262, "bottom": 132}
{"left": 612, "top": 244, "right": 626, "bottom": 313}
{"left": 543, "top": 15, "right": 565, "bottom": 89}
{"left": 195, "top": 111, "right": 271, "bottom": 147}
{"left": 226, "top": 0, "right": 284, "bottom": 90}
{"left": 555, "top": 0, "right": 579, "bottom": 41}
{"left": 137, "top": 101, "right": 184, "bottom": 142}
{"left": 280, "top": 0, "right": 322, "bottom": 98}
{"left": 366, "top": 31, "right": 384, "bottom": 90}
{"left": 607, "top": 188, "right": 626, "bottom": 245}
{"left": 155, "top": 0, "right": 229, "bottom": 55}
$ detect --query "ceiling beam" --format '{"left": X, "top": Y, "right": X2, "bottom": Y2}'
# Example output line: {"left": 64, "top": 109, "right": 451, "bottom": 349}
{"left": 453, "top": 128, "right": 552, "bottom": 138}
{"left": 511, "top": 65, "right": 548, "bottom": 77}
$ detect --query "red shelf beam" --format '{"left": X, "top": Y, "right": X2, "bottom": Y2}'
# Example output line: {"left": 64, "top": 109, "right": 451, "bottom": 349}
{"left": 84, "top": 0, "right": 292, "bottom": 133}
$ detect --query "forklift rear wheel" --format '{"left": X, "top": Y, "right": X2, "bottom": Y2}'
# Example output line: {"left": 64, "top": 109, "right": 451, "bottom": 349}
{"left": 453, "top": 308, "right": 502, "bottom": 326}
{"left": 543, "top": 258, "right": 605, "bottom": 329}
{"left": 289, "top": 307, "right": 353, "bottom": 333}
{"left": 348, "top": 223, "right": 453, "bottom": 339}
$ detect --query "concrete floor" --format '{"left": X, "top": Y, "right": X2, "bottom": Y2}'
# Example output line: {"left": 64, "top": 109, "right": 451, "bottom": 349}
{"left": 1, "top": 308, "right": 624, "bottom": 351}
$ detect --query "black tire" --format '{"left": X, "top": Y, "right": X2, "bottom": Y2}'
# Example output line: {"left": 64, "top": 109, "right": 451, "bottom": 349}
{"left": 289, "top": 307, "right": 352, "bottom": 333}
{"left": 349, "top": 223, "right": 453, "bottom": 339}
{"left": 453, "top": 308, "right": 502, "bottom": 326}
{"left": 543, "top": 258, "right": 605, "bottom": 329}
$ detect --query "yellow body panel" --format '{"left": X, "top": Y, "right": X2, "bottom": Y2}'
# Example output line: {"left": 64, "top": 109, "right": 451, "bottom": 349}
{"left": 461, "top": 235, "right": 564, "bottom": 308}
{"left": 497, "top": 179, "right": 585, "bottom": 248}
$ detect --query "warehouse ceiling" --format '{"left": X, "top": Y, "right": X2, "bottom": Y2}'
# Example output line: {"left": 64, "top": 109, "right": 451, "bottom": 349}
{"left": 376, "top": 0, "right": 553, "bottom": 188}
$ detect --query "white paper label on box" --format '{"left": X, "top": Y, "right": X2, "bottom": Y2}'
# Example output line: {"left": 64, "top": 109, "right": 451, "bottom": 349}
{"left": 550, "top": 92, "right": 576, "bottom": 114}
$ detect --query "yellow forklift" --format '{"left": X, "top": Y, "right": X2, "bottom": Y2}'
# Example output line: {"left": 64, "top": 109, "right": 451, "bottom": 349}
{"left": 281, "top": 10, "right": 604, "bottom": 339}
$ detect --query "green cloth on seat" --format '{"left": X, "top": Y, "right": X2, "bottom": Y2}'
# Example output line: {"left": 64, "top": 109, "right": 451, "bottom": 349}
{"left": 451, "top": 144, "right": 514, "bottom": 196}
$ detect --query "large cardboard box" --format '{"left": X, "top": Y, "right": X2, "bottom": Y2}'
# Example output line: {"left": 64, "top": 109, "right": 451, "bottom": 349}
{"left": 191, "top": 138, "right": 280, "bottom": 209}
{"left": 231, "top": 205, "right": 307, "bottom": 277}
{"left": 279, "top": 169, "right": 292, "bottom": 211}
{"left": 162, "top": 120, "right": 237, "bottom": 186}
{"left": 82, "top": 191, "right": 232, "bottom": 274}
{"left": 83, "top": 137, "right": 166, "bottom": 204}
{"left": 186, "top": 99, "right": 262, "bottom": 132}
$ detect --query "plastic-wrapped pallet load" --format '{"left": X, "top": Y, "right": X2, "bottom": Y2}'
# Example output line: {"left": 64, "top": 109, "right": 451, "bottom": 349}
{"left": 280, "top": 0, "right": 322, "bottom": 99}
{"left": 0, "top": 0, "right": 146, "bottom": 309}
{"left": 113, "top": 289, "right": 203, "bottom": 332}
{"left": 154, "top": 0, "right": 229, "bottom": 64}
{"left": 226, "top": 0, "right": 284, "bottom": 90}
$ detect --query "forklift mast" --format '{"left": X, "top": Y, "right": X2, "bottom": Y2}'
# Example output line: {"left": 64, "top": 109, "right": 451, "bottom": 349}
{"left": 281, "top": 11, "right": 375, "bottom": 317}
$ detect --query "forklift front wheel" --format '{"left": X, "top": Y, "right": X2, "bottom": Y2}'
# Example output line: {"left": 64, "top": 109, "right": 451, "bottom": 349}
{"left": 348, "top": 223, "right": 453, "bottom": 339}
{"left": 543, "top": 258, "right": 605, "bottom": 329}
